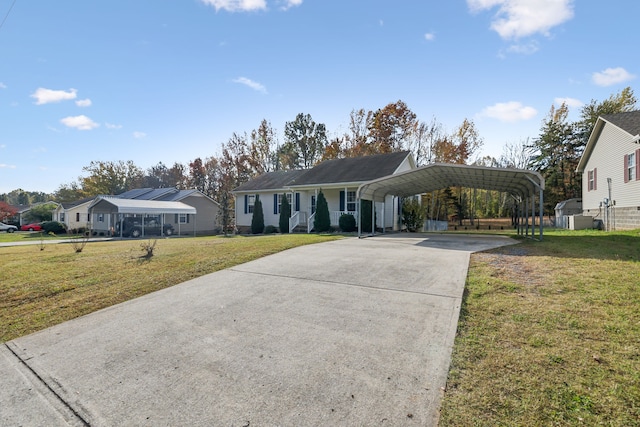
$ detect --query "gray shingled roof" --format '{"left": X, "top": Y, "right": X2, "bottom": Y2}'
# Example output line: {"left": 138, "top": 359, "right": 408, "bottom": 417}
{"left": 232, "top": 170, "right": 308, "bottom": 192}
{"left": 233, "top": 151, "right": 411, "bottom": 192}
{"left": 291, "top": 151, "right": 410, "bottom": 186}
{"left": 602, "top": 110, "right": 640, "bottom": 136}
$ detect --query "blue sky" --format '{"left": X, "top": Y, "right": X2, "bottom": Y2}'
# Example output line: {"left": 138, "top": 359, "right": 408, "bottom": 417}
{"left": 0, "top": 0, "right": 637, "bottom": 194}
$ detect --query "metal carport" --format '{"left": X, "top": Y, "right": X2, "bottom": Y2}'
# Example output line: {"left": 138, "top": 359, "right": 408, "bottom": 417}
{"left": 88, "top": 196, "right": 197, "bottom": 237}
{"left": 356, "top": 163, "right": 545, "bottom": 239}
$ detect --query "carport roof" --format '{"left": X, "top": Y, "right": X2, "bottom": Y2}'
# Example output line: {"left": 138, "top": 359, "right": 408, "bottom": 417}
{"left": 88, "top": 196, "right": 197, "bottom": 215}
{"left": 357, "top": 163, "right": 544, "bottom": 202}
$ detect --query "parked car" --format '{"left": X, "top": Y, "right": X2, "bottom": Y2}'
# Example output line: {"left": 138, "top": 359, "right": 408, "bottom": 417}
{"left": 20, "top": 223, "right": 43, "bottom": 231}
{"left": 0, "top": 222, "right": 18, "bottom": 233}
{"left": 116, "top": 217, "right": 174, "bottom": 238}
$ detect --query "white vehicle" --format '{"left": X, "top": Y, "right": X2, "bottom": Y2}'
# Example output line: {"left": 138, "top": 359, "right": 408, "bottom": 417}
{"left": 0, "top": 222, "right": 18, "bottom": 233}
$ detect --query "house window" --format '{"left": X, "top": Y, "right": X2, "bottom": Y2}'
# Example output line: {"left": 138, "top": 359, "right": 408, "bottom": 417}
{"left": 278, "top": 193, "right": 292, "bottom": 214}
{"left": 311, "top": 195, "right": 316, "bottom": 214}
{"left": 76, "top": 212, "right": 80, "bottom": 222}
{"left": 179, "top": 214, "right": 188, "bottom": 224}
{"left": 627, "top": 152, "right": 636, "bottom": 182}
{"left": 346, "top": 191, "right": 357, "bottom": 212}
{"left": 588, "top": 169, "right": 595, "bottom": 191}
{"left": 98, "top": 214, "right": 104, "bottom": 222}
{"left": 247, "top": 195, "right": 255, "bottom": 214}
{"left": 60, "top": 213, "right": 65, "bottom": 222}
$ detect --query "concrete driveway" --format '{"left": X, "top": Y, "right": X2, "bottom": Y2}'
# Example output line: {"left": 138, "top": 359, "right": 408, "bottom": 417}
{"left": 1, "top": 233, "right": 517, "bottom": 426}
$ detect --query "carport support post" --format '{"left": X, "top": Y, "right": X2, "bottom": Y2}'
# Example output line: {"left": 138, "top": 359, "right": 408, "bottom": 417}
{"left": 371, "top": 197, "right": 375, "bottom": 236}
{"left": 531, "top": 193, "right": 536, "bottom": 239}
{"left": 539, "top": 188, "right": 544, "bottom": 240}
{"left": 357, "top": 198, "right": 362, "bottom": 238}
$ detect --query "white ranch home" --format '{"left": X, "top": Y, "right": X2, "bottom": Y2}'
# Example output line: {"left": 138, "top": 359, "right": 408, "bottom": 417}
{"left": 232, "top": 151, "right": 415, "bottom": 233}
{"left": 576, "top": 110, "right": 640, "bottom": 230}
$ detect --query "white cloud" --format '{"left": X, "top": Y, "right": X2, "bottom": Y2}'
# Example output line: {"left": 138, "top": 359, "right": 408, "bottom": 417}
{"left": 0, "top": 164, "right": 17, "bottom": 169}
{"left": 467, "top": 0, "right": 574, "bottom": 39}
{"left": 279, "top": 0, "right": 302, "bottom": 10}
{"left": 424, "top": 32, "right": 435, "bottom": 41}
{"left": 200, "top": 0, "right": 267, "bottom": 12}
{"left": 76, "top": 98, "right": 92, "bottom": 107}
{"left": 505, "top": 40, "right": 539, "bottom": 55}
{"left": 479, "top": 101, "right": 537, "bottom": 122}
{"left": 233, "top": 77, "right": 267, "bottom": 94}
{"left": 133, "top": 131, "right": 147, "bottom": 139}
{"left": 105, "top": 122, "right": 123, "bottom": 130}
{"left": 31, "top": 87, "right": 78, "bottom": 105}
{"left": 592, "top": 67, "right": 636, "bottom": 87}
{"left": 0, "top": 82, "right": 6, "bottom": 89}
{"left": 60, "top": 115, "right": 99, "bottom": 130}
{"left": 554, "top": 97, "right": 583, "bottom": 108}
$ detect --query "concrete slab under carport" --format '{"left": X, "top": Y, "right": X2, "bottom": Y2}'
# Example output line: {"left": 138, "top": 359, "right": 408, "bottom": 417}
{"left": 2, "top": 234, "right": 517, "bottom": 426}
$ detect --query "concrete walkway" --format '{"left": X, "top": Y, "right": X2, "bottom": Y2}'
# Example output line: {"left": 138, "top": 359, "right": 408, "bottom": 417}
{"left": 1, "top": 234, "right": 517, "bottom": 426}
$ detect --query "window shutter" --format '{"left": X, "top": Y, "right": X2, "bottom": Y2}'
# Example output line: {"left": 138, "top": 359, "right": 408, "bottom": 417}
{"left": 624, "top": 155, "right": 629, "bottom": 183}
{"left": 274, "top": 194, "right": 278, "bottom": 215}
{"left": 339, "top": 191, "right": 345, "bottom": 211}
{"left": 295, "top": 193, "right": 300, "bottom": 211}
{"left": 187, "top": 214, "right": 190, "bottom": 223}
{"left": 636, "top": 149, "right": 640, "bottom": 180}
{"left": 244, "top": 195, "right": 248, "bottom": 214}
{"left": 175, "top": 214, "right": 178, "bottom": 222}
{"left": 593, "top": 168, "right": 597, "bottom": 191}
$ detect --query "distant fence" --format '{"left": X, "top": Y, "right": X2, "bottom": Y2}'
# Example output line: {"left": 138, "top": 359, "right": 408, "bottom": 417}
{"left": 423, "top": 220, "right": 448, "bottom": 231}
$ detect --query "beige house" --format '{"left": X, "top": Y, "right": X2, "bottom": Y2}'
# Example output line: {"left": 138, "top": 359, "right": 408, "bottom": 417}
{"left": 232, "top": 151, "right": 416, "bottom": 233}
{"left": 56, "top": 188, "right": 221, "bottom": 236}
{"left": 576, "top": 110, "right": 640, "bottom": 230}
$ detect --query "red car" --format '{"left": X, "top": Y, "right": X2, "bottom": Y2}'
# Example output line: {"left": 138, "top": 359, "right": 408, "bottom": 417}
{"left": 20, "top": 223, "right": 43, "bottom": 231}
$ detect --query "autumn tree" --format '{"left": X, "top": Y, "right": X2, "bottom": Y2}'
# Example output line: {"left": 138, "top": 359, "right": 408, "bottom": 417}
{"left": 0, "top": 201, "right": 18, "bottom": 222}
{"left": 282, "top": 113, "right": 328, "bottom": 169}
{"left": 79, "top": 160, "right": 144, "bottom": 196}
{"left": 188, "top": 157, "right": 207, "bottom": 193}
{"left": 250, "top": 119, "right": 278, "bottom": 174}
{"left": 577, "top": 86, "right": 636, "bottom": 144}
{"left": 343, "top": 108, "right": 372, "bottom": 157}
{"left": 368, "top": 100, "right": 417, "bottom": 154}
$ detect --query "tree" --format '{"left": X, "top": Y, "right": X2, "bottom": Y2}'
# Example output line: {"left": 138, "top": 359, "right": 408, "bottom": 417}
{"left": 279, "top": 194, "right": 291, "bottom": 233}
{"left": 577, "top": 86, "right": 636, "bottom": 144}
{"left": 283, "top": 113, "right": 328, "bottom": 169}
{"left": 24, "top": 202, "right": 57, "bottom": 223}
{"left": 368, "top": 100, "right": 417, "bottom": 154}
{"left": 408, "top": 117, "right": 444, "bottom": 166}
{"left": 529, "top": 103, "right": 580, "bottom": 213}
{"left": 79, "top": 160, "right": 144, "bottom": 196}
{"left": 313, "top": 190, "right": 331, "bottom": 232}
{"left": 250, "top": 119, "right": 277, "bottom": 174}
{"left": 251, "top": 195, "right": 264, "bottom": 234}
{"left": 0, "top": 201, "right": 18, "bottom": 222}
{"left": 188, "top": 157, "right": 207, "bottom": 193}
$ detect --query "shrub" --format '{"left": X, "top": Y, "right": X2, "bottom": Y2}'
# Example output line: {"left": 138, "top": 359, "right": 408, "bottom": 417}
{"left": 279, "top": 194, "right": 291, "bottom": 234}
{"left": 314, "top": 190, "right": 331, "bottom": 233}
{"left": 251, "top": 195, "right": 264, "bottom": 234}
{"left": 264, "top": 225, "right": 278, "bottom": 234}
{"left": 339, "top": 214, "right": 357, "bottom": 232}
{"left": 401, "top": 198, "right": 425, "bottom": 232}
{"left": 360, "top": 199, "right": 376, "bottom": 233}
{"left": 41, "top": 221, "right": 66, "bottom": 234}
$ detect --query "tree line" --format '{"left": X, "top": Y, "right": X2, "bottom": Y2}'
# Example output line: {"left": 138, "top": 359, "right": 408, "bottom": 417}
{"left": 1, "top": 89, "right": 635, "bottom": 224}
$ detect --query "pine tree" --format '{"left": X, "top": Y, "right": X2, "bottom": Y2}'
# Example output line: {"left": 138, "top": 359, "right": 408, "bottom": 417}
{"left": 314, "top": 190, "right": 331, "bottom": 232}
{"left": 251, "top": 195, "right": 264, "bottom": 234}
{"left": 279, "top": 194, "right": 291, "bottom": 234}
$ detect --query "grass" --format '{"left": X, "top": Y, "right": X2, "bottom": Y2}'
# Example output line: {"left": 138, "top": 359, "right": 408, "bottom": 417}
{"left": 0, "top": 234, "right": 340, "bottom": 342}
{"left": 0, "top": 230, "right": 69, "bottom": 243}
{"left": 439, "top": 228, "right": 640, "bottom": 426}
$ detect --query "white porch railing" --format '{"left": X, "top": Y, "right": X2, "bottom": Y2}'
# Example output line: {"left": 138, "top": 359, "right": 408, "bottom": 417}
{"left": 289, "top": 211, "right": 300, "bottom": 233}
{"left": 332, "top": 211, "right": 358, "bottom": 225}
{"left": 307, "top": 213, "right": 315, "bottom": 233}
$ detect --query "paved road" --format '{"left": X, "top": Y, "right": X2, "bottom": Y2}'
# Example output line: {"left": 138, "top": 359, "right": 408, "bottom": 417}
{"left": 1, "top": 233, "right": 517, "bottom": 426}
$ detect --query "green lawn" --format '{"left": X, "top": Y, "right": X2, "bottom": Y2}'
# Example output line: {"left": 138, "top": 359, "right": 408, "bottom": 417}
{"left": 0, "top": 234, "right": 341, "bottom": 342}
{"left": 439, "top": 228, "right": 640, "bottom": 426}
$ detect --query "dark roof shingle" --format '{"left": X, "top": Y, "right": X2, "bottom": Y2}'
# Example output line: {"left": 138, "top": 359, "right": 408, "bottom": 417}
{"left": 602, "top": 110, "right": 640, "bottom": 136}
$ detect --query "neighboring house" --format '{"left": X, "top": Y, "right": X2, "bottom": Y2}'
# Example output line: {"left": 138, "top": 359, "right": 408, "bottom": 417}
{"left": 56, "top": 188, "right": 221, "bottom": 236}
{"left": 54, "top": 198, "right": 94, "bottom": 231}
{"left": 576, "top": 110, "right": 640, "bottom": 230}
{"left": 232, "top": 151, "right": 416, "bottom": 233}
